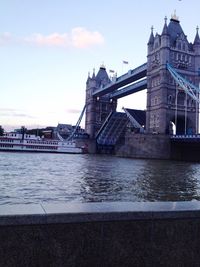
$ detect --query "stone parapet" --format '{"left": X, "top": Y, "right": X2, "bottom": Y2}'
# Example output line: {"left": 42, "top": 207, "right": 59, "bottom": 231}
{"left": 1, "top": 201, "right": 200, "bottom": 266}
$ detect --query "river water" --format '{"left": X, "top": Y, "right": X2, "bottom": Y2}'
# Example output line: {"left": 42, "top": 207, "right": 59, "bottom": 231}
{"left": 0, "top": 152, "right": 200, "bottom": 205}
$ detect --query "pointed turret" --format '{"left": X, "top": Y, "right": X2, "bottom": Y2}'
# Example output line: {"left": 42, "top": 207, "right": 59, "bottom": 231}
{"left": 194, "top": 26, "right": 200, "bottom": 45}
{"left": 86, "top": 72, "right": 91, "bottom": 85}
{"left": 95, "top": 64, "right": 110, "bottom": 87}
{"left": 161, "top": 16, "right": 170, "bottom": 48}
{"left": 148, "top": 26, "right": 154, "bottom": 45}
{"left": 147, "top": 26, "right": 154, "bottom": 54}
{"left": 92, "top": 68, "right": 96, "bottom": 79}
{"left": 193, "top": 26, "right": 200, "bottom": 56}
{"left": 162, "top": 16, "right": 169, "bottom": 35}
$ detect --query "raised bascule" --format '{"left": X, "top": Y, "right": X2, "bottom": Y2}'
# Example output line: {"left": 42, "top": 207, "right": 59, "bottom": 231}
{"left": 82, "top": 13, "right": 200, "bottom": 160}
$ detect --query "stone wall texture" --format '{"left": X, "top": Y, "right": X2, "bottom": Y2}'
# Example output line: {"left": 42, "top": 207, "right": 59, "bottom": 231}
{"left": 116, "top": 133, "right": 171, "bottom": 159}
{"left": 0, "top": 202, "right": 200, "bottom": 267}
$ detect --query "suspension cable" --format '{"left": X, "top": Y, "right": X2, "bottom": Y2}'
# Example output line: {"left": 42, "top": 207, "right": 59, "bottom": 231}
{"left": 167, "top": 63, "right": 200, "bottom": 103}
{"left": 185, "top": 92, "right": 187, "bottom": 135}
{"left": 175, "top": 82, "right": 178, "bottom": 135}
{"left": 67, "top": 105, "right": 86, "bottom": 141}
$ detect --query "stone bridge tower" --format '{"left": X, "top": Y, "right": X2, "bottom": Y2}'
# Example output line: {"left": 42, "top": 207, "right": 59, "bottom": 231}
{"left": 146, "top": 13, "right": 200, "bottom": 134}
{"left": 85, "top": 65, "right": 117, "bottom": 138}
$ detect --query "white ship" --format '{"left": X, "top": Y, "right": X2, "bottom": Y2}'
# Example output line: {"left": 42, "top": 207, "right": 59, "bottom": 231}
{"left": 0, "top": 132, "right": 86, "bottom": 154}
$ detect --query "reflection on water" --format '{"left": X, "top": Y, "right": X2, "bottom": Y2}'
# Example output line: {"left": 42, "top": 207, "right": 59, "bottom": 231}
{"left": 0, "top": 152, "right": 200, "bottom": 204}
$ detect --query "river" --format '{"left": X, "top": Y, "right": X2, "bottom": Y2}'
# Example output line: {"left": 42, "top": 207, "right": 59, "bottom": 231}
{"left": 0, "top": 152, "right": 200, "bottom": 205}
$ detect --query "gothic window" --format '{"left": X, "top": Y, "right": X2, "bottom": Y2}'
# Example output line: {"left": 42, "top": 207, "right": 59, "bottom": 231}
{"left": 154, "top": 96, "right": 158, "bottom": 105}
{"left": 183, "top": 43, "right": 186, "bottom": 51}
{"left": 178, "top": 42, "right": 181, "bottom": 50}
{"left": 191, "top": 99, "right": 195, "bottom": 107}
{"left": 184, "top": 54, "right": 187, "bottom": 62}
{"left": 177, "top": 91, "right": 185, "bottom": 105}
{"left": 181, "top": 54, "right": 183, "bottom": 61}
{"left": 168, "top": 95, "right": 172, "bottom": 104}
{"left": 153, "top": 115, "right": 156, "bottom": 127}
{"left": 154, "top": 42, "right": 159, "bottom": 49}
{"left": 156, "top": 115, "right": 159, "bottom": 127}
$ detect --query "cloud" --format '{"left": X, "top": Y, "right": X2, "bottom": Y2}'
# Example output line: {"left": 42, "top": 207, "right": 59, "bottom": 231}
{"left": 0, "top": 108, "right": 36, "bottom": 119}
{"left": 71, "top": 27, "right": 104, "bottom": 48}
{"left": 25, "top": 33, "right": 70, "bottom": 47}
{"left": 0, "top": 32, "right": 14, "bottom": 45}
{"left": 66, "top": 108, "right": 82, "bottom": 114}
{"left": 0, "top": 27, "right": 104, "bottom": 49}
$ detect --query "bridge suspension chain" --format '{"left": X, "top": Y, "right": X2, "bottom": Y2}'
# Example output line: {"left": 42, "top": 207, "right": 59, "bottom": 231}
{"left": 67, "top": 105, "right": 86, "bottom": 141}
{"left": 166, "top": 63, "right": 200, "bottom": 104}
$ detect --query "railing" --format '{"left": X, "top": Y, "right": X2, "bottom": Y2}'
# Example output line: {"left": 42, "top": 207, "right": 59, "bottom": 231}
{"left": 115, "top": 63, "right": 147, "bottom": 83}
{"left": 171, "top": 134, "right": 200, "bottom": 139}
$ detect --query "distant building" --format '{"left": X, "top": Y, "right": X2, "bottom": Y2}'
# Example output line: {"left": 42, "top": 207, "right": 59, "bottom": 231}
{"left": 56, "top": 123, "right": 73, "bottom": 138}
{"left": 56, "top": 123, "right": 87, "bottom": 139}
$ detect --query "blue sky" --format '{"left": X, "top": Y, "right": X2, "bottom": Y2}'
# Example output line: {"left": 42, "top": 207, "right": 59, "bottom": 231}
{"left": 1, "top": 0, "right": 200, "bottom": 131}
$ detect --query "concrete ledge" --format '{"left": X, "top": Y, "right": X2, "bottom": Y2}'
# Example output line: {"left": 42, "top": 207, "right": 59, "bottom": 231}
{"left": 0, "top": 201, "right": 200, "bottom": 225}
{"left": 1, "top": 201, "right": 200, "bottom": 266}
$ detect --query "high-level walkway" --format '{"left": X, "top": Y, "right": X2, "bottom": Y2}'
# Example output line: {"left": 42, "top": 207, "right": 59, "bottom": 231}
{"left": 93, "top": 63, "right": 147, "bottom": 98}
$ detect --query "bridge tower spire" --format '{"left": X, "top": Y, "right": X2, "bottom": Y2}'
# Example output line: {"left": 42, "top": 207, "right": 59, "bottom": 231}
{"left": 146, "top": 14, "right": 200, "bottom": 135}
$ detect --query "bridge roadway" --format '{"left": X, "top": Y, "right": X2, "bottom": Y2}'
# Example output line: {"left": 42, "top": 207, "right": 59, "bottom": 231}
{"left": 93, "top": 62, "right": 147, "bottom": 97}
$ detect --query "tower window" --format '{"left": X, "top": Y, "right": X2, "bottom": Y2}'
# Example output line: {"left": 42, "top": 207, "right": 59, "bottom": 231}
{"left": 168, "top": 95, "right": 172, "bottom": 104}
{"left": 177, "top": 91, "right": 185, "bottom": 105}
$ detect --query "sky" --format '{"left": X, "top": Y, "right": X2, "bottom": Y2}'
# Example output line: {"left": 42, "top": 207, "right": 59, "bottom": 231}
{"left": 1, "top": 0, "right": 200, "bottom": 131}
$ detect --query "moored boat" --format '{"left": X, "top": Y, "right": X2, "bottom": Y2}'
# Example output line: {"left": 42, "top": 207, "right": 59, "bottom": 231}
{"left": 0, "top": 132, "right": 86, "bottom": 154}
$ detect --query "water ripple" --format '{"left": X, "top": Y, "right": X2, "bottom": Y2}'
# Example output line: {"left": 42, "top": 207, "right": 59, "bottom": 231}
{"left": 0, "top": 152, "right": 200, "bottom": 204}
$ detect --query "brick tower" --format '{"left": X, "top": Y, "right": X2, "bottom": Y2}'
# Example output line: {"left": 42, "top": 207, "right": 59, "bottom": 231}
{"left": 146, "top": 13, "right": 200, "bottom": 134}
{"left": 85, "top": 65, "right": 117, "bottom": 138}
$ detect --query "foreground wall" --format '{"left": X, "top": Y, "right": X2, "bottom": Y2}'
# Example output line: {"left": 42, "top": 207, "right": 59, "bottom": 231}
{"left": 1, "top": 202, "right": 200, "bottom": 266}
{"left": 116, "top": 133, "right": 171, "bottom": 159}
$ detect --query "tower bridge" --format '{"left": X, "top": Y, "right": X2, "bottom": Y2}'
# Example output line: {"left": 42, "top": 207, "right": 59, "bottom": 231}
{"left": 82, "top": 13, "right": 200, "bottom": 160}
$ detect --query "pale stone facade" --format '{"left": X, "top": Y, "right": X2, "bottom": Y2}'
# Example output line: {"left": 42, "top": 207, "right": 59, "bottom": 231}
{"left": 146, "top": 14, "right": 200, "bottom": 134}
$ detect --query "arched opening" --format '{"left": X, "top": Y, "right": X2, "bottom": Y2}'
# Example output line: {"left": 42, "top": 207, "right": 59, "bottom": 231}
{"left": 169, "top": 121, "right": 176, "bottom": 135}
{"left": 176, "top": 116, "right": 186, "bottom": 134}
{"left": 170, "top": 116, "right": 190, "bottom": 135}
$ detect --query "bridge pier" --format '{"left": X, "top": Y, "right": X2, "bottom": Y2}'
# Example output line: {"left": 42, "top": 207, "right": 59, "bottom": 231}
{"left": 116, "top": 133, "right": 171, "bottom": 160}
{"left": 171, "top": 137, "right": 200, "bottom": 162}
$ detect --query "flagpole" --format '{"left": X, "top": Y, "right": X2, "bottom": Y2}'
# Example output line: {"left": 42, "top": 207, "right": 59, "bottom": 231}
{"left": 122, "top": 60, "right": 129, "bottom": 74}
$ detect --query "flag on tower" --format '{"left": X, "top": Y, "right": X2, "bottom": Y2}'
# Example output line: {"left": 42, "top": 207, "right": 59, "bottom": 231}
{"left": 123, "top": 60, "right": 129, "bottom": 64}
